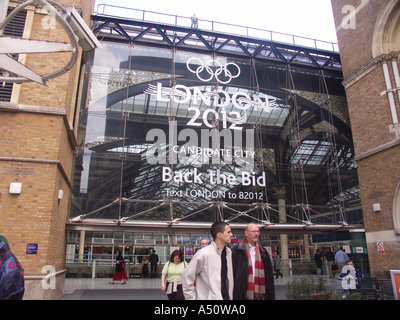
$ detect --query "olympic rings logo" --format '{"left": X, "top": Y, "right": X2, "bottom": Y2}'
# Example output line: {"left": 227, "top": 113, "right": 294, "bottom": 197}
{"left": 186, "top": 58, "right": 241, "bottom": 84}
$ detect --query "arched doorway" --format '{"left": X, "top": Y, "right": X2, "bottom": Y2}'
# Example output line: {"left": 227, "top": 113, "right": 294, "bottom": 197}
{"left": 394, "top": 182, "right": 400, "bottom": 235}
{"left": 372, "top": 0, "right": 400, "bottom": 57}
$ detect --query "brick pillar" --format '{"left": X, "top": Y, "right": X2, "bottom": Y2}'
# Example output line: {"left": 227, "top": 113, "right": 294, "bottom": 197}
{"left": 0, "top": 0, "right": 95, "bottom": 299}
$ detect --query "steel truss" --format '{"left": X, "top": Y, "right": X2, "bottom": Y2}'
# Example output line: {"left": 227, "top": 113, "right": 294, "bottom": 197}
{"left": 91, "top": 15, "right": 342, "bottom": 76}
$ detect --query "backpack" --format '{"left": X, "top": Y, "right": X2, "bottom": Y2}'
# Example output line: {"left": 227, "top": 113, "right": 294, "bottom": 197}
{"left": 0, "top": 241, "right": 25, "bottom": 300}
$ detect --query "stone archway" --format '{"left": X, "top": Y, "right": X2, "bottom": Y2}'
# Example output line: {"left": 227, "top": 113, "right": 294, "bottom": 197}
{"left": 372, "top": 0, "right": 400, "bottom": 57}
{"left": 394, "top": 182, "right": 400, "bottom": 235}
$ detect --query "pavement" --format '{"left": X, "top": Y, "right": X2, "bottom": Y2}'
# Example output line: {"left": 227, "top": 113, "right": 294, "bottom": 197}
{"left": 61, "top": 275, "right": 343, "bottom": 300}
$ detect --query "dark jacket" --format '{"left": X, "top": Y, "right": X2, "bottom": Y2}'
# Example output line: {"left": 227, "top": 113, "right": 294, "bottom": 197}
{"left": 115, "top": 255, "right": 124, "bottom": 272}
{"left": 231, "top": 240, "right": 275, "bottom": 300}
{"left": 0, "top": 240, "right": 24, "bottom": 300}
{"left": 149, "top": 252, "right": 159, "bottom": 265}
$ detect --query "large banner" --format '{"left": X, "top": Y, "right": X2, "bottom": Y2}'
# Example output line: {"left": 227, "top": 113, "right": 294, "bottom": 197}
{"left": 142, "top": 55, "right": 281, "bottom": 202}
{"left": 73, "top": 43, "right": 292, "bottom": 220}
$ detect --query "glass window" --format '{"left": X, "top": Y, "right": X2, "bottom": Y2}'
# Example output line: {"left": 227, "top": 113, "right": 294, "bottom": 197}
{"left": 70, "top": 38, "right": 359, "bottom": 228}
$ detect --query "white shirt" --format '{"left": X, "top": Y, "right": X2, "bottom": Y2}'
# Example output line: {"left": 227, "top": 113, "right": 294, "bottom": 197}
{"left": 182, "top": 241, "right": 234, "bottom": 300}
{"left": 248, "top": 243, "right": 256, "bottom": 273}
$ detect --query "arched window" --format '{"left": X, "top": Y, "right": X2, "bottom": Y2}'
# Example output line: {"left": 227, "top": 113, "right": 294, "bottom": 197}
{"left": 394, "top": 182, "right": 400, "bottom": 235}
{"left": 372, "top": 0, "right": 400, "bottom": 57}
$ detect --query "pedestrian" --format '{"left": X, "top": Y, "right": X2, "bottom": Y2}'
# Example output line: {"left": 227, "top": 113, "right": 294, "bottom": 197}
{"left": 0, "top": 235, "right": 24, "bottom": 300}
{"left": 231, "top": 223, "right": 275, "bottom": 300}
{"left": 182, "top": 221, "right": 234, "bottom": 300}
{"left": 149, "top": 249, "right": 159, "bottom": 278}
{"left": 109, "top": 250, "right": 128, "bottom": 284}
{"left": 338, "top": 259, "right": 364, "bottom": 288}
{"left": 335, "top": 246, "right": 349, "bottom": 273}
{"left": 314, "top": 249, "right": 323, "bottom": 275}
{"left": 195, "top": 238, "right": 209, "bottom": 254}
{"left": 191, "top": 14, "right": 198, "bottom": 28}
{"left": 142, "top": 256, "right": 149, "bottom": 278}
{"left": 274, "top": 250, "right": 283, "bottom": 279}
{"left": 324, "top": 247, "right": 335, "bottom": 278}
{"left": 161, "top": 250, "right": 187, "bottom": 300}
{"left": 200, "top": 238, "right": 209, "bottom": 248}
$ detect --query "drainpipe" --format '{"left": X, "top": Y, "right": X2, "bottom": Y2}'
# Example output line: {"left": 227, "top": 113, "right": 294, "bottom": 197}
{"left": 382, "top": 62, "right": 399, "bottom": 125}
{"left": 391, "top": 60, "right": 400, "bottom": 119}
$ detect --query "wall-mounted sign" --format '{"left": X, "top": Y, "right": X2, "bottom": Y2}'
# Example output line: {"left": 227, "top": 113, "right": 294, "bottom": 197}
{"left": 26, "top": 243, "right": 38, "bottom": 255}
{"left": 377, "top": 241, "right": 385, "bottom": 255}
{"left": 288, "top": 240, "right": 303, "bottom": 245}
{"left": 390, "top": 270, "right": 400, "bottom": 300}
{"left": 142, "top": 57, "right": 285, "bottom": 202}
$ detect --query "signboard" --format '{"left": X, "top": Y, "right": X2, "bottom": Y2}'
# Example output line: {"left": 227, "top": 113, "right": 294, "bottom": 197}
{"left": 390, "top": 270, "right": 400, "bottom": 300}
{"left": 377, "top": 241, "right": 385, "bottom": 255}
{"left": 26, "top": 243, "right": 38, "bottom": 255}
{"left": 143, "top": 57, "right": 283, "bottom": 202}
{"left": 283, "top": 259, "right": 290, "bottom": 268}
{"left": 288, "top": 240, "right": 303, "bottom": 245}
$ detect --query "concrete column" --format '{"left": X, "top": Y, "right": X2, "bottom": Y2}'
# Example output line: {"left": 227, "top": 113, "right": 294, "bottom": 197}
{"left": 78, "top": 230, "right": 85, "bottom": 262}
{"left": 275, "top": 187, "right": 289, "bottom": 276}
{"left": 303, "top": 234, "right": 310, "bottom": 259}
{"left": 77, "top": 231, "right": 85, "bottom": 277}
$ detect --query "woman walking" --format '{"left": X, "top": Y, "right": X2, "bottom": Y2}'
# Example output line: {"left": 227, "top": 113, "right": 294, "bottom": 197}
{"left": 274, "top": 251, "right": 283, "bottom": 279}
{"left": 161, "top": 250, "right": 186, "bottom": 300}
{"left": 109, "top": 250, "right": 128, "bottom": 284}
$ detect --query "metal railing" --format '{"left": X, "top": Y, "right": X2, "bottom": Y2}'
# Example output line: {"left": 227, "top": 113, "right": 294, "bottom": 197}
{"left": 65, "top": 254, "right": 170, "bottom": 278}
{"left": 94, "top": 4, "right": 339, "bottom": 52}
{"left": 65, "top": 254, "right": 321, "bottom": 278}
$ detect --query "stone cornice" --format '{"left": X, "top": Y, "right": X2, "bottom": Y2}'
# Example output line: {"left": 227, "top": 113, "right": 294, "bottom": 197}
{"left": 342, "top": 51, "right": 400, "bottom": 90}
{"left": 0, "top": 101, "right": 67, "bottom": 116}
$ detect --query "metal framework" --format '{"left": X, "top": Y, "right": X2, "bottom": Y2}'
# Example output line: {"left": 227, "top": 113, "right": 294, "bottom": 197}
{"left": 91, "top": 15, "right": 342, "bottom": 77}
{"left": 66, "top": 13, "right": 362, "bottom": 233}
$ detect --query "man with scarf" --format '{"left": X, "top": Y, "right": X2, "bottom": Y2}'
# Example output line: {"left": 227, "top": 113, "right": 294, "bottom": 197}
{"left": 231, "top": 223, "right": 275, "bottom": 300}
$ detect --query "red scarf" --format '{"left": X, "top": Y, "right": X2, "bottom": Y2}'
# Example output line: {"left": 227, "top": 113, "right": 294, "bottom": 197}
{"left": 245, "top": 239, "right": 266, "bottom": 300}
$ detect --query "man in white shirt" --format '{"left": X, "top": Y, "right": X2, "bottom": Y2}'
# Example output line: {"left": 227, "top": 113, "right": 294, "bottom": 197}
{"left": 182, "top": 221, "right": 234, "bottom": 300}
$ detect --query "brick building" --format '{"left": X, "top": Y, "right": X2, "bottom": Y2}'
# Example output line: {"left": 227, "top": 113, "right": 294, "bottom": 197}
{"left": 0, "top": 0, "right": 95, "bottom": 299}
{"left": 331, "top": 0, "right": 400, "bottom": 277}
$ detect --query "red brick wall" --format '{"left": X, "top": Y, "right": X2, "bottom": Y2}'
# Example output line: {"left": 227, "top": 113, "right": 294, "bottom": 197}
{"left": 331, "top": 0, "right": 400, "bottom": 277}
{"left": 345, "top": 67, "right": 394, "bottom": 155}
{"left": 367, "top": 241, "right": 400, "bottom": 277}
{"left": 331, "top": 0, "right": 386, "bottom": 78}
